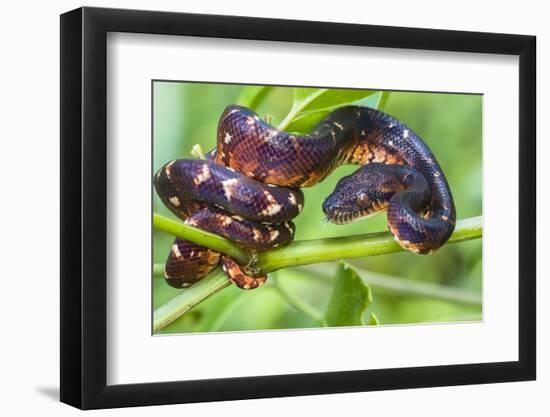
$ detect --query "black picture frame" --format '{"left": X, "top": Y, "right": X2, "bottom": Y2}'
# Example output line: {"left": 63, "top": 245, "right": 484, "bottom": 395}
{"left": 60, "top": 6, "right": 536, "bottom": 410}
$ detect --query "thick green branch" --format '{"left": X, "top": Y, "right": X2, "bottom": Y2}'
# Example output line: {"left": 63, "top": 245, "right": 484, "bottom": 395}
{"left": 153, "top": 268, "right": 229, "bottom": 332}
{"left": 153, "top": 213, "right": 250, "bottom": 264}
{"left": 257, "top": 216, "right": 481, "bottom": 272}
{"left": 153, "top": 215, "right": 482, "bottom": 331}
{"left": 154, "top": 213, "right": 481, "bottom": 275}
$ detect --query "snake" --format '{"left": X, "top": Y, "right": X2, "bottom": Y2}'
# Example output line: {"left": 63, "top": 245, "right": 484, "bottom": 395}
{"left": 154, "top": 104, "right": 456, "bottom": 290}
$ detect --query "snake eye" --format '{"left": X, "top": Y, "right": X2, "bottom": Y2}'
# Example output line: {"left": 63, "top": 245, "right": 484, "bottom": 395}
{"left": 355, "top": 192, "right": 369, "bottom": 207}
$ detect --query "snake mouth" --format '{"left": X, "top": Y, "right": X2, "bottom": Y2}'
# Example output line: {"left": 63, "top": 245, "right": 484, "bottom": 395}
{"left": 325, "top": 208, "right": 378, "bottom": 225}
{"left": 325, "top": 200, "right": 389, "bottom": 225}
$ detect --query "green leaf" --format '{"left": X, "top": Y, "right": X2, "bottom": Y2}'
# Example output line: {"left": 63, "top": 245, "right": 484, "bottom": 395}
{"left": 236, "top": 86, "right": 273, "bottom": 110}
{"left": 278, "top": 88, "right": 377, "bottom": 133}
{"left": 324, "top": 262, "right": 373, "bottom": 327}
{"left": 376, "top": 91, "right": 391, "bottom": 111}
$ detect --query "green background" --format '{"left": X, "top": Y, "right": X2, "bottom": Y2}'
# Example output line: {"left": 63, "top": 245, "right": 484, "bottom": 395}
{"left": 153, "top": 81, "right": 482, "bottom": 334}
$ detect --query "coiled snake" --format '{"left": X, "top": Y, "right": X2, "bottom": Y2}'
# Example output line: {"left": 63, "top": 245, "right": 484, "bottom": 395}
{"left": 154, "top": 105, "right": 456, "bottom": 289}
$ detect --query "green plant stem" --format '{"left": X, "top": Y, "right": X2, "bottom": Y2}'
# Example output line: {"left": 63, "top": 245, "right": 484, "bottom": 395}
{"left": 154, "top": 213, "right": 481, "bottom": 275}
{"left": 153, "top": 213, "right": 250, "bottom": 264}
{"left": 208, "top": 292, "right": 248, "bottom": 332}
{"left": 153, "top": 268, "right": 229, "bottom": 332}
{"left": 190, "top": 144, "right": 206, "bottom": 160}
{"left": 376, "top": 91, "right": 391, "bottom": 111}
{"left": 356, "top": 269, "right": 482, "bottom": 306}
{"left": 153, "top": 263, "right": 164, "bottom": 277}
{"left": 298, "top": 263, "right": 482, "bottom": 307}
{"left": 272, "top": 280, "right": 326, "bottom": 325}
{"left": 257, "top": 216, "right": 482, "bottom": 273}
{"left": 153, "top": 215, "right": 482, "bottom": 331}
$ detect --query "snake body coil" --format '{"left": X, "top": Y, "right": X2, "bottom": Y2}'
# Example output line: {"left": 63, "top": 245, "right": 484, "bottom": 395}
{"left": 154, "top": 104, "right": 456, "bottom": 289}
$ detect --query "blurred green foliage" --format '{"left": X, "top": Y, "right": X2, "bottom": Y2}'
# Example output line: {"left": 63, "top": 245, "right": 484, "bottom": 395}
{"left": 153, "top": 81, "right": 482, "bottom": 334}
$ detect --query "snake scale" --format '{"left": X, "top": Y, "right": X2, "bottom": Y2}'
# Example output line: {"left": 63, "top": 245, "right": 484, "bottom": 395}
{"left": 154, "top": 104, "right": 456, "bottom": 289}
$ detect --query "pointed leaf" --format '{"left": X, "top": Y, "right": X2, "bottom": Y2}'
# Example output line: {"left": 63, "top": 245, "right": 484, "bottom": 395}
{"left": 324, "top": 262, "right": 373, "bottom": 327}
{"left": 279, "top": 88, "right": 377, "bottom": 133}
{"left": 236, "top": 86, "right": 273, "bottom": 110}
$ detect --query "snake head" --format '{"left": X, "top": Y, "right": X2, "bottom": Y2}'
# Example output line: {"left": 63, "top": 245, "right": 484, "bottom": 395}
{"left": 322, "top": 164, "right": 403, "bottom": 224}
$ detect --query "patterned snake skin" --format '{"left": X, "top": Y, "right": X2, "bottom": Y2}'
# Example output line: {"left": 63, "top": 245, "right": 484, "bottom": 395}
{"left": 154, "top": 104, "right": 456, "bottom": 289}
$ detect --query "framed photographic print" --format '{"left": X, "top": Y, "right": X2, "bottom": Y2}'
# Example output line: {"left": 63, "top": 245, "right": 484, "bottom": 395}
{"left": 60, "top": 6, "right": 536, "bottom": 409}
